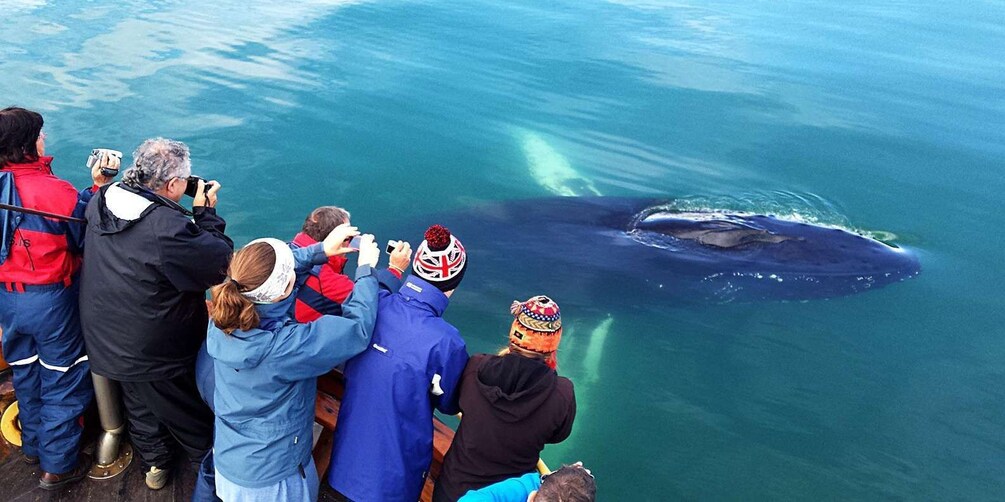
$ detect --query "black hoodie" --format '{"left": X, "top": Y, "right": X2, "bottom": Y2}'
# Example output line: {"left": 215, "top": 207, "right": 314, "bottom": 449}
{"left": 433, "top": 353, "right": 576, "bottom": 501}
{"left": 79, "top": 182, "right": 233, "bottom": 381}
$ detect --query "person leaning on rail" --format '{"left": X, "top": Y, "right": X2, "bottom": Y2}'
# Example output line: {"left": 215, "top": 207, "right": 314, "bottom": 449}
{"left": 458, "top": 462, "right": 596, "bottom": 502}
{"left": 78, "top": 138, "right": 234, "bottom": 491}
{"left": 433, "top": 295, "right": 577, "bottom": 502}
{"left": 0, "top": 106, "right": 117, "bottom": 490}
{"left": 328, "top": 224, "right": 469, "bottom": 502}
{"left": 206, "top": 230, "right": 388, "bottom": 501}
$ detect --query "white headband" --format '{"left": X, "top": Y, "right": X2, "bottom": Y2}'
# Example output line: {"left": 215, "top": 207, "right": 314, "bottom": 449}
{"left": 241, "top": 238, "right": 295, "bottom": 304}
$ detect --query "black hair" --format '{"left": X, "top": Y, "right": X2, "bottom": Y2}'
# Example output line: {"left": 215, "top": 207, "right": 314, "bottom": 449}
{"left": 537, "top": 465, "right": 596, "bottom": 502}
{"left": 0, "top": 107, "right": 44, "bottom": 167}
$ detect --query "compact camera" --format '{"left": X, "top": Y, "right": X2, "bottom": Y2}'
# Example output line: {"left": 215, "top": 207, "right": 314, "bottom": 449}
{"left": 85, "top": 149, "right": 123, "bottom": 177}
{"left": 184, "top": 176, "right": 216, "bottom": 198}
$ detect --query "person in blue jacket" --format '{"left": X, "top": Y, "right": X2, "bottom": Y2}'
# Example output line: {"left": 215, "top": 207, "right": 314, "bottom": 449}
{"left": 205, "top": 224, "right": 384, "bottom": 502}
{"left": 328, "top": 224, "right": 470, "bottom": 502}
{"left": 458, "top": 463, "right": 595, "bottom": 502}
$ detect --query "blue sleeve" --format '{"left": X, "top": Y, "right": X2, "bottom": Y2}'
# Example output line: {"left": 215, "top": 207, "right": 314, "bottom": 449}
{"left": 291, "top": 242, "right": 327, "bottom": 276}
{"left": 433, "top": 331, "right": 468, "bottom": 415}
{"left": 458, "top": 473, "right": 541, "bottom": 502}
{"left": 375, "top": 268, "right": 402, "bottom": 293}
{"left": 194, "top": 341, "right": 215, "bottom": 412}
{"left": 66, "top": 186, "right": 94, "bottom": 254}
{"left": 273, "top": 266, "right": 379, "bottom": 382}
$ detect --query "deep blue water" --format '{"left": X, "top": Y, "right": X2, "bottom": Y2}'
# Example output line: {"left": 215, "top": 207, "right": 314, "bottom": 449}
{"left": 2, "top": 0, "right": 1003, "bottom": 499}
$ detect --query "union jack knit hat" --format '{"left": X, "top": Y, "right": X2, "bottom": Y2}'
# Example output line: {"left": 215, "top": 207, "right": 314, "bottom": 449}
{"left": 412, "top": 225, "right": 467, "bottom": 292}
{"left": 509, "top": 295, "right": 563, "bottom": 370}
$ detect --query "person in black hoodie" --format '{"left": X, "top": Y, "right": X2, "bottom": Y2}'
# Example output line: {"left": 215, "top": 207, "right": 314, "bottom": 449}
{"left": 79, "top": 137, "right": 233, "bottom": 491}
{"left": 433, "top": 295, "right": 576, "bottom": 502}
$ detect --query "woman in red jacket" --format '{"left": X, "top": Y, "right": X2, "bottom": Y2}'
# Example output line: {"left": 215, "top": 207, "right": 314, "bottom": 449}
{"left": 0, "top": 107, "right": 114, "bottom": 490}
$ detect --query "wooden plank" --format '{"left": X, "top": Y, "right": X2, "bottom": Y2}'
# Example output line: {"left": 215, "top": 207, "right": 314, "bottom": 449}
{"left": 314, "top": 392, "right": 341, "bottom": 431}
{"left": 313, "top": 428, "right": 334, "bottom": 480}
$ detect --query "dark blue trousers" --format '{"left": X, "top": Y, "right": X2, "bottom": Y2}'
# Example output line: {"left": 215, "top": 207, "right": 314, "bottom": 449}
{"left": 0, "top": 282, "right": 93, "bottom": 474}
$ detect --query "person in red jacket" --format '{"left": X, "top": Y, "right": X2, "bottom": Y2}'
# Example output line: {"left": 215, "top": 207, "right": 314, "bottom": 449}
{"left": 291, "top": 206, "right": 411, "bottom": 322}
{"left": 0, "top": 106, "right": 115, "bottom": 490}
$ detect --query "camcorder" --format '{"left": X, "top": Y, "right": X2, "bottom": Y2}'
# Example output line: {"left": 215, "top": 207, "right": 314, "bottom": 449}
{"left": 184, "top": 176, "right": 216, "bottom": 198}
{"left": 85, "top": 149, "right": 123, "bottom": 177}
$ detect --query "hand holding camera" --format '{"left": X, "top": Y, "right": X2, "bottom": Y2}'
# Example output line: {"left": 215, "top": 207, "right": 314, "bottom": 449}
{"left": 191, "top": 178, "right": 221, "bottom": 208}
{"left": 86, "top": 148, "right": 122, "bottom": 186}
{"left": 356, "top": 234, "right": 380, "bottom": 268}
{"left": 323, "top": 223, "right": 360, "bottom": 257}
{"left": 386, "top": 240, "right": 412, "bottom": 274}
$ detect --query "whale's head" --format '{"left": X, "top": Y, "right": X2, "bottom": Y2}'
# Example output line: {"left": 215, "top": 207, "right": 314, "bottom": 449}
{"left": 626, "top": 207, "right": 921, "bottom": 301}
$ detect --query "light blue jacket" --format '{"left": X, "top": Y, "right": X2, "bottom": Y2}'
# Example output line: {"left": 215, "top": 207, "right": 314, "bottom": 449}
{"left": 206, "top": 242, "right": 379, "bottom": 488}
{"left": 459, "top": 472, "right": 541, "bottom": 502}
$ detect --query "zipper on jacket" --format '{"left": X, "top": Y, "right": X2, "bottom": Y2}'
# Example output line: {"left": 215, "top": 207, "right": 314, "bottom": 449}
{"left": 16, "top": 229, "right": 35, "bottom": 271}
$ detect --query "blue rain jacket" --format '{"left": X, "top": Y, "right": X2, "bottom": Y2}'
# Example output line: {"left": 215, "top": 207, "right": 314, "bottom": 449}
{"left": 328, "top": 275, "right": 469, "bottom": 502}
{"left": 458, "top": 472, "right": 541, "bottom": 502}
{"left": 207, "top": 242, "right": 379, "bottom": 489}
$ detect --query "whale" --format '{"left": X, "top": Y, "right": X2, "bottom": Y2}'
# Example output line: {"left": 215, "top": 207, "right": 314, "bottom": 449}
{"left": 410, "top": 197, "right": 920, "bottom": 307}
{"left": 515, "top": 128, "right": 601, "bottom": 197}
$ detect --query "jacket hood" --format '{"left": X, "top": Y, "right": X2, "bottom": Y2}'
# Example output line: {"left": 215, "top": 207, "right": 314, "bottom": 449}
{"left": 476, "top": 353, "right": 557, "bottom": 422}
{"left": 207, "top": 324, "right": 277, "bottom": 370}
{"left": 293, "top": 232, "right": 346, "bottom": 273}
{"left": 92, "top": 183, "right": 188, "bottom": 235}
{"left": 1, "top": 156, "right": 53, "bottom": 173}
{"left": 207, "top": 299, "right": 295, "bottom": 370}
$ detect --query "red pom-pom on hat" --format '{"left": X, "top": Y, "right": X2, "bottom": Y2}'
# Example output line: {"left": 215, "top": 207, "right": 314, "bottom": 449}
{"left": 424, "top": 225, "right": 452, "bottom": 251}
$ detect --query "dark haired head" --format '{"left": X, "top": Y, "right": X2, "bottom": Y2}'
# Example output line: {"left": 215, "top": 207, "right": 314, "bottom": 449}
{"left": 536, "top": 464, "right": 596, "bottom": 502}
{"left": 301, "top": 206, "right": 351, "bottom": 242}
{"left": 0, "top": 107, "right": 44, "bottom": 167}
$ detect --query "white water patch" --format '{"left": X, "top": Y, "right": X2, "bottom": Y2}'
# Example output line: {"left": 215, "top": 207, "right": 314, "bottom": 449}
{"left": 581, "top": 316, "right": 614, "bottom": 384}
{"left": 514, "top": 128, "right": 602, "bottom": 197}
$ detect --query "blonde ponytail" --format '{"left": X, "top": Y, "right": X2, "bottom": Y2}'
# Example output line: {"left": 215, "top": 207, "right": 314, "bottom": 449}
{"left": 209, "top": 242, "right": 277, "bottom": 334}
{"left": 210, "top": 280, "right": 260, "bottom": 334}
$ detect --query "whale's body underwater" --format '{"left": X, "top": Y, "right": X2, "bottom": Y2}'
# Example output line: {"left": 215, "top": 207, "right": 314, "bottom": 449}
{"left": 418, "top": 197, "right": 920, "bottom": 305}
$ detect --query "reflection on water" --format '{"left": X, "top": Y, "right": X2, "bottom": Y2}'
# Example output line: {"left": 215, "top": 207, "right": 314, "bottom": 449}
{"left": 3, "top": 0, "right": 1004, "bottom": 499}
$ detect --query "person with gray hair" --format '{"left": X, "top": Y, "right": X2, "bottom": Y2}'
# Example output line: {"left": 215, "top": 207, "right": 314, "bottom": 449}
{"left": 79, "top": 137, "right": 234, "bottom": 491}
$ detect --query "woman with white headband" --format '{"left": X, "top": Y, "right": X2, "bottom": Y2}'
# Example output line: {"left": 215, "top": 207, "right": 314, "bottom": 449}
{"left": 204, "top": 224, "right": 391, "bottom": 502}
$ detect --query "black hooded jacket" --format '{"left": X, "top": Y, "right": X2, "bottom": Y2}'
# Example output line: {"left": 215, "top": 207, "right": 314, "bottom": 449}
{"left": 434, "top": 353, "right": 576, "bottom": 501}
{"left": 79, "top": 182, "right": 233, "bottom": 381}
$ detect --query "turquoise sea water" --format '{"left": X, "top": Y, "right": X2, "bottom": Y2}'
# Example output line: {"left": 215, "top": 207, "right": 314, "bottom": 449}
{"left": 3, "top": 1, "right": 1003, "bottom": 499}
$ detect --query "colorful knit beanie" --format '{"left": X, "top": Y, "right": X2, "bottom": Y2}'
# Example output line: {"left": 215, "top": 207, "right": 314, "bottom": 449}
{"left": 412, "top": 224, "right": 467, "bottom": 292}
{"left": 509, "top": 295, "right": 562, "bottom": 370}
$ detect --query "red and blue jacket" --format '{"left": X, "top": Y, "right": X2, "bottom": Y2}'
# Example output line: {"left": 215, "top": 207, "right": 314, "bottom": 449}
{"left": 290, "top": 232, "right": 402, "bottom": 323}
{"left": 0, "top": 157, "right": 95, "bottom": 287}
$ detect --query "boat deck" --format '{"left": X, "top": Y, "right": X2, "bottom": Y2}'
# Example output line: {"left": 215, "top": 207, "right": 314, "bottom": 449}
{"left": 0, "top": 370, "right": 453, "bottom": 501}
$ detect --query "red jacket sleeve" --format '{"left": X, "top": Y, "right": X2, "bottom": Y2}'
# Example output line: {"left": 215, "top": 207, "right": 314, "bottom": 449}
{"left": 316, "top": 257, "right": 356, "bottom": 304}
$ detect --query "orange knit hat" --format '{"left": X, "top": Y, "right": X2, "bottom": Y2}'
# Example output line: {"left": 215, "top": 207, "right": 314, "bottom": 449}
{"left": 509, "top": 295, "right": 562, "bottom": 368}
